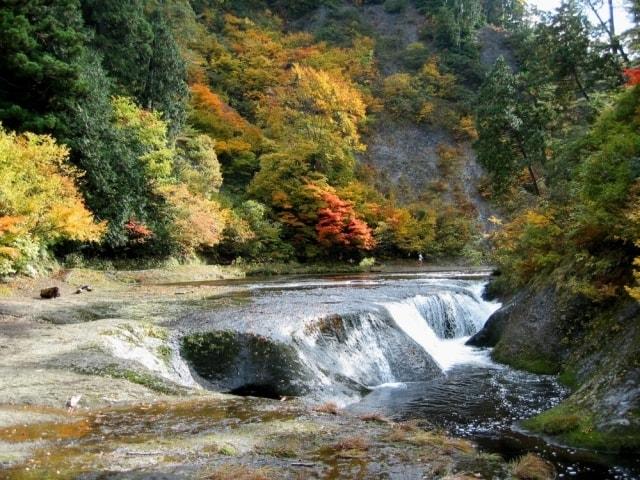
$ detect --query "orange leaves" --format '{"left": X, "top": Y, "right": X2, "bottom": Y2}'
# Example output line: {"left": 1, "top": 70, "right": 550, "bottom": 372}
{"left": 624, "top": 67, "right": 640, "bottom": 86}
{"left": 159, "top": 184, "right": 227, "bottom": 256}
{"left": 271, "top": 191, "right": 293, "bottom": 210}
{"left": 0, "top": 127, "right": 105, "bottom": 244}
{"left": 190, "top": 83, "right": 247, "bottom": 132}
{"left": 0, "top": 216, "right": 25, "bottom": 235}
{"left": 124, "top": 218, "right": 154, "bottom": 244}
{"left": 0, "top": 127, "right": 105, "bottom": 273}
{"left": 189, "top": 83, "right": 262, "bottom": 152}
{"left": 315, "top": 190, "right": 375, "bottom": 251}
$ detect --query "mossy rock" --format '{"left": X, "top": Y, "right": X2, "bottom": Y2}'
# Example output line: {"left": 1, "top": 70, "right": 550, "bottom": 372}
{"left": 181, "top": 330, "right": 312, "bottom": 397}
{"left": 523, "top": 402, "right": 640, "bottom": 453}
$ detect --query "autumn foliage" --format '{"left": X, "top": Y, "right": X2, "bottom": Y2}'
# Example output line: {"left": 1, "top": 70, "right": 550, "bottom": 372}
{"left": 624, "top": 67, "right": 640, "bottom": 86}
{"left": 0, "top": 127, "right": 105, "bottom": 273}
{"left": 124, "top": 219, "right": 154, "bottom": 244}
{"left": 316, "top": 191, "right": 375, "bottom": 251}
{"left": 189, "top": 83, "right": 261, "bottom": 149}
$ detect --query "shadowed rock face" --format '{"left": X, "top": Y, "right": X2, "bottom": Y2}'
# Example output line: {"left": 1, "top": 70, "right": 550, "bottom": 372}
{"left": 468, "top": 282, "right": 640, "bottom": 449}
{"left": 467, "top": 285, "right": 589, "bottom": 372}
{"left": 181, "top": 331, "right": 314, "bottom": 397}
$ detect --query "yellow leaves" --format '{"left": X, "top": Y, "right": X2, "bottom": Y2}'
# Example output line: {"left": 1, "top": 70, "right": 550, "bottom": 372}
{"left": 159, "top": 184, "right": 227, "bottom": 256}
{"left": 189, "top": 83, "right": 263, "bottom": 152}
{"left": 522, "top": 210, "right": 553, "bottom": 227}
{"left": 271, "top": 191, "right": 292, "bottom": 210}
{"left": 112, "top": 96, "right": 167, "bottom": 148}
{"left": 383, "top": 73, "right": 415, "bottom": 98}
{"left": 290, "top": 64, "right": 367, "bottom": 150}
{"left": 0, "top": 126, "right": 104, "bottom": 244}
{"left": 491, "top": 207, "right": 566, "bottom": 287}
{"left": 47, "top": 204, "right": 106, "bottom": 242}
{"left": 418, "top": 57, "right": 455, "bottom": 94}
{"left": 457, "top": 115, "right": 478, "bottom": 141}
{"left": 0, "top": 246, "right": 21, "bottom": 260}
{"left": 418, "top": 102, "right": 435, "bottom": 122}
{"left": 626, "top": 244, "right": 640, "bottom": 301}
{"left": 381, "top": 206, "right": 437, "bottom": 254}
{"left": 0, "top": 126, "right": 105, "bottom": 272}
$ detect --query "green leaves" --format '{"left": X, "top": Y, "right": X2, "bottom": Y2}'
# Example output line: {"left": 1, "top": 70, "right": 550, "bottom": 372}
{"left": 475, "top": 56, "right": 548, "bottom": 195}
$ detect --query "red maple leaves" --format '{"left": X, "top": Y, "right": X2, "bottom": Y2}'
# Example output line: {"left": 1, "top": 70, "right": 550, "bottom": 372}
{"left": 624, "top": 67, "right": 640, "bottom": 86}
{"left": 315, "top": 192, "right": 375, "bottom": 251}
{"left": 124, "top": 218, "right": 153, "bottom": 244}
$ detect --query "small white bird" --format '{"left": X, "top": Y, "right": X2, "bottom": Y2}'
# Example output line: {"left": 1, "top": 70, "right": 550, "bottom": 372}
{"left": 66, "top": 394, "right": 82, "bottom": 413}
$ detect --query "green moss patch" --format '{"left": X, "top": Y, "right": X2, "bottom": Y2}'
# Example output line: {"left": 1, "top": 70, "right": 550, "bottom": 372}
{"left": 181, "top": 331, "right": 242, "bottom": 380}
{"left": 491, "top": 349, "right": 561, "bottom": 375}
{"left": 523, "top": 402, "right": 640, "bottom": 452}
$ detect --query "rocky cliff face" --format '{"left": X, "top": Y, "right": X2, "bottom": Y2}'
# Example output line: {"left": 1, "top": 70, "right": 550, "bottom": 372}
{"left": 469, "top": 282, "right": 640, "bottom": 452}
{"left": 301, "top": 2, "right": 496, "bottom": 232}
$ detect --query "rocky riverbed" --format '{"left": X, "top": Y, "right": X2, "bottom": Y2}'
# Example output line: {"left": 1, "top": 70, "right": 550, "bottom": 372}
{"left": 0, "top": 267, "right": 525, "bottom": 479}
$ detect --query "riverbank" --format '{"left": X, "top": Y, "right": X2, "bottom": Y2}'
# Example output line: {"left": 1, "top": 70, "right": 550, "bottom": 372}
{"left": 469, "top": 282, "right": 640, "bottom": 455}
{"left": 0, "top": 396, "right": 517, "bottom": 479}
{"left": 0, "top": 265, "right": 531, "bottom": 479}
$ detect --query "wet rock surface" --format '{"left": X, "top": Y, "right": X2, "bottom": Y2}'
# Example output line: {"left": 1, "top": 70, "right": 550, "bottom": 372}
{"left": 0, "top": 397, "right": 511, "bottom": 480}
{"left": 2, "top": 268, "right": 638, "bottom": 478}
{"left": 467, "top": 285, "right": 571, "bottom": 373}
{"left": 470, "top": 281, "right": 640, "bottom": 459}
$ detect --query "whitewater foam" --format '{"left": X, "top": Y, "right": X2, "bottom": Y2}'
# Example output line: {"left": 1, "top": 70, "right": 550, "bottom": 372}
{"left": 382, "top": 285, "right": 500, "bottom": 372}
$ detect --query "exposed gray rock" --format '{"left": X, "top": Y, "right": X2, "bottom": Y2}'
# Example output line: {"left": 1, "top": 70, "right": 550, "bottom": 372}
{"left": 467, "top": 285, "right": 570, "bottom": 372}
{"left": 470, "top": 279, "right": 640, "bottom": 448}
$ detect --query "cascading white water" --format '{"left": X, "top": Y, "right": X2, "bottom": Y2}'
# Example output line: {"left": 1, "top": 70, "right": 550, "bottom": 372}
{"left": 382, "top": 281, "right": 501, "bottom": 372}
{"left": 293, "top": 312, "right": 397, "bottom": 390}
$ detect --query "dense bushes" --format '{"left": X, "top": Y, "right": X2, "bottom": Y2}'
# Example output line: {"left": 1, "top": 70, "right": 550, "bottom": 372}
{"left": 0, "top": 128, "right": 104, "bottom": 274}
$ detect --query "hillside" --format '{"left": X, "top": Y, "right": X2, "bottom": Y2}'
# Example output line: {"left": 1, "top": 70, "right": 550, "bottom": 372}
{"left": 0, "top": 0, "right": 496, "bottom": 274}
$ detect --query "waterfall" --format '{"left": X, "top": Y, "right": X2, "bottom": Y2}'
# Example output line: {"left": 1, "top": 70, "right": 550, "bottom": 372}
{"left": 181, "top": 275, "right": 501, "bottom": 403}
{"left": 293, "top": 312, "right": 396, "bottom": 389}
{"left": 381, "top": 281, "right": 500, "bottom": 372}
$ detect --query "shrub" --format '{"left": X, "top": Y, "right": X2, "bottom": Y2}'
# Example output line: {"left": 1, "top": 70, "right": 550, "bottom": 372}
{"left": 383, "top": 0, "right": 407, "bottom": 14}
{"left": 511, "top": 453, "right": 556, "bottom": 480}
{"left": 0, "top": 127, "right": 105, "bottom": 274}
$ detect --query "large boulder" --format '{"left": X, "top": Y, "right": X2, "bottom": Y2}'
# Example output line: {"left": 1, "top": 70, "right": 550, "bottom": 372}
{"left": 469, "top": 280, "right": 640, "bottom": 451}
{"left": 467, "top": 285, "right": 576, "bottom": 373}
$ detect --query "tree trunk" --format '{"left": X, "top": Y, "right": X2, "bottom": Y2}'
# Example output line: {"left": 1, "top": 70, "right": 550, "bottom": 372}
{"left": 608, "top": 0, "right": 615, "bottom": 36}
{"left": 515, "top": 135, "right": 541, "bottom": 196}
{"left": 573, "top": 69, "right": 590, "bottom": 101}
{"left": 527, "top": 164, "right": 541, "bottom": 196}
{"left": 585, "top": 0, "right": 630, "bottom": 63}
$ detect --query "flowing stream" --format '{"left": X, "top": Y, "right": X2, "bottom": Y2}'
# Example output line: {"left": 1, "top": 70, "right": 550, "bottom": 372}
{"left": 173, "top": 270, "right": 639, "bottom": 479}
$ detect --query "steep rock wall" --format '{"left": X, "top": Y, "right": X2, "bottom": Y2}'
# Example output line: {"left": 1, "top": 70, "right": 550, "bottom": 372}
{"left": 469, "top": 282, "right": 640, "bottom": 451}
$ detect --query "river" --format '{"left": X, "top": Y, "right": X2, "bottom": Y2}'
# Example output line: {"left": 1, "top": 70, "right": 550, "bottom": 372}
{"left": 172, "top": 270, "right": 639, "bottom": 479}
